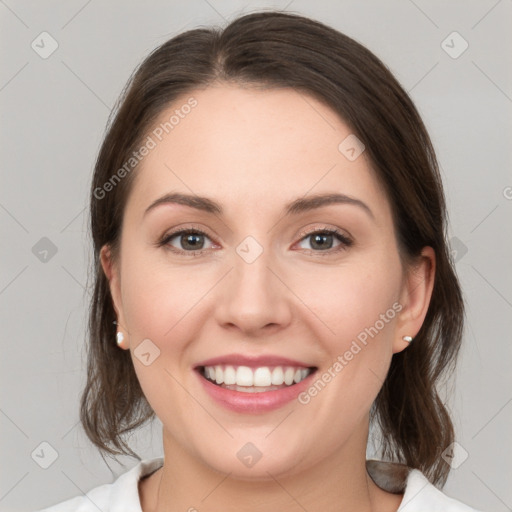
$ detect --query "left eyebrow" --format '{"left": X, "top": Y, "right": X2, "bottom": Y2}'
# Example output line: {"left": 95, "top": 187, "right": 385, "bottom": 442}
{"left": 143, "top": 192, "right": 374, "bottom": 220}
{"left": 284, "top": 193, "right": 374, "bottom": 220}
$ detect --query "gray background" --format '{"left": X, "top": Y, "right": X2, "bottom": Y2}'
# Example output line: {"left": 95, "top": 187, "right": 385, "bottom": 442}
{"left": 1, "top": 1, "right": 511, "bottom": 511}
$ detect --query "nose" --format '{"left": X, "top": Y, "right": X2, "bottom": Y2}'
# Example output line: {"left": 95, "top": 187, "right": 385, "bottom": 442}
{"left": 213, "top": 242, "right": 293, "bottom": 336}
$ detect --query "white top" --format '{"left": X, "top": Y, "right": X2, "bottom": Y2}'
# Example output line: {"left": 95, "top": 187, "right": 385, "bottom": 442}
{"left": 36, "top": 456, "right": 482, "bottom": 511}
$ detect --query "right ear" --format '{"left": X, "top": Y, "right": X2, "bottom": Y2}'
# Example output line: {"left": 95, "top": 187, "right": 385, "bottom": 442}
{"left": 100, "top": 244, "right": 128, "bottom": 347}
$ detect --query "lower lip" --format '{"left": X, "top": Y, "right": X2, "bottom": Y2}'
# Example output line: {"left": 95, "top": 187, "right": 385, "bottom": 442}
{"left": 195, "top": 369, "right": 316, "bottom": 413}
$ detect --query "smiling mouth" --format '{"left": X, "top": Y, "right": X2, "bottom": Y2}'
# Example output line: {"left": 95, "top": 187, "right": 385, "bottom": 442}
{"left": 198, "top": 364, "right": 317, "bottom": 393}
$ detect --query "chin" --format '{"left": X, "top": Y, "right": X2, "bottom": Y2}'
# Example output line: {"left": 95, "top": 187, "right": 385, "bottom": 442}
{"left": 190, "top": 435, "right": 311, "bottom": 481}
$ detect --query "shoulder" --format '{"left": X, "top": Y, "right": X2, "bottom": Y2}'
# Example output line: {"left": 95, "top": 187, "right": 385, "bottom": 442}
{"left": 35, "top": 456, "right": 164, "bottom": 512}
{"left": 399, "top": 469, "right": 482, "bottom": 511}
{"left": 366, "top": 460, "right": 482, "bottom": 512}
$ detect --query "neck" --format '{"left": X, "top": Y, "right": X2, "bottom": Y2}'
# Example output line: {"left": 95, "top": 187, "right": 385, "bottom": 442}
{"left": 142, "top": 421, "right": 401, "bottom": 512}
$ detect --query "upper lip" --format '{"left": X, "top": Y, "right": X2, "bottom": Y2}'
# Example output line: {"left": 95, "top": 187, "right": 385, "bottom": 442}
{"left": 195, "top": 354, "right": 316, "bottom": 369}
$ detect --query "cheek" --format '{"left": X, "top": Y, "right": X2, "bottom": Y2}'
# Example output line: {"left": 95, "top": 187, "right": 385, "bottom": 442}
{"left": 118, "top": 248, "right": 209, "bottom": 423}
{"left": 120, "top": 247, "right": 206, "bottom": 342}
{"left": 287, "top": 259, "right": 402, "bottom": 433}
{"left": 289, "top": 253, "right": 403, "bottom": 410}
{"left": 289, "top": 256, "right": 402, "bottom": 349}
{"left": 118, "top": 246, "right": 217, "bottom": 404}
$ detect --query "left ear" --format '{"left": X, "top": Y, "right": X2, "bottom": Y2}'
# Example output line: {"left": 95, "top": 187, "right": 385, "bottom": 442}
{"left": 393, "top": 246, "right": 436, "bottom": 354}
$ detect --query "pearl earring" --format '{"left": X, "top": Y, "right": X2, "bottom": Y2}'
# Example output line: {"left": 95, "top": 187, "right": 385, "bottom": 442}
{"left": 402, "top": 335, "right": 413, "bottom": 343}
{"left": 116, "top": 331, "right": 124, "bottom": 346}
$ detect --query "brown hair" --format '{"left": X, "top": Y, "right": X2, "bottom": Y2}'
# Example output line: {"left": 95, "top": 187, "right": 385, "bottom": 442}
{"left": 81, "top": 10, "right": 464, "bottom": 486}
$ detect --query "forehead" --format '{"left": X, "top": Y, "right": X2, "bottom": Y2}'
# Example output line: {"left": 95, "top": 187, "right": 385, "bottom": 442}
{"left": 125, "top": 85, "right": 389, "bottom": 221}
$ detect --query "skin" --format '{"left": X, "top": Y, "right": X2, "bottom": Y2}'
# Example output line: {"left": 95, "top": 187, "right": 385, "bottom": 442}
{"left": 101, "top": 84, "right": 435, "bottom": 512}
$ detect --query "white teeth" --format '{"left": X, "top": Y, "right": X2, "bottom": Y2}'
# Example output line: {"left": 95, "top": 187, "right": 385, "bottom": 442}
{"left": 223, "top": 365, "right": 236, "bottom": 385}
{"left": 271, "top": 367, "right": 284, "bottom": 385}
{"left": 227, "top": 384, "right": 283, "bottom": 393}
{"left": 202, "top": 364, "right": 312, "bottom": 388}
{"left": 236, "top": 366, "right": 253, "bottom": 386}
{"left": 284, "top": 367, "right": 295, "bottom": 385}
{"left": 254, "top": 367, "right": 272, "bottom": 386}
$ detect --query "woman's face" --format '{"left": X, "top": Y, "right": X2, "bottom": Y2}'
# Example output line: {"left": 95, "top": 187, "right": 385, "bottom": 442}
{"left": 102, "top": 84, "right": 432, "bottom": 478}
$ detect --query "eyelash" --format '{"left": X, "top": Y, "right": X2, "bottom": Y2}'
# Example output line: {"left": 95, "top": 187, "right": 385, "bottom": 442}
{"left": 156, "top": 225, "right": 353, "bottom": 257}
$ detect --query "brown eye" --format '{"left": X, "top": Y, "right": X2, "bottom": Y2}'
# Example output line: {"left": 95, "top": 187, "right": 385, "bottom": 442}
{"left": 160, "top": 229, "right": 215, "bottom": 254}
{"left": 296, "top": 229, "right": 353, "bottom": 253}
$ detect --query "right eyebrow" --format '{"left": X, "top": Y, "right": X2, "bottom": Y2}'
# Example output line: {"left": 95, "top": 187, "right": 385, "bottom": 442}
{"left": 144, "top": 193, "right": 222, "bottom": 217}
